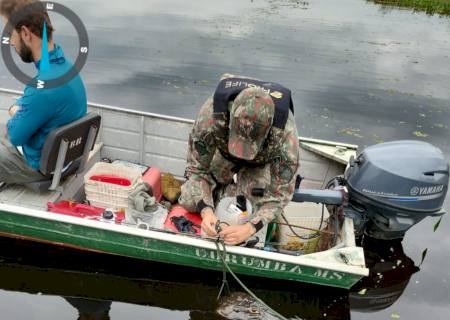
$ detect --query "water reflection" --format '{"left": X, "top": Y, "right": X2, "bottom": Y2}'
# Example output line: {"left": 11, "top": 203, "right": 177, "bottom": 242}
{"left": 0, "top": 234, "right": 421, "bottom": 320}
{"left": 64, "top": 297, "right": 112, "bottom": 320}
{"left": 350, "top": 237, "right": 420, "bottom": 312}
{"left": 0, "top": 236, "right": 347, "bottom": 320}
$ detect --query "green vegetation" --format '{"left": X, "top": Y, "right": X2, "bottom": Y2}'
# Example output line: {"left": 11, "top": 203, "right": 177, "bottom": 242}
{"left": 337, "top": 127, "right": 364, "bottom": 138}
{"left": 413, "top": 130, "right": 429, "bottom": 137}
{"left": 370, "top": 0, "right": 450, "bottom": 15}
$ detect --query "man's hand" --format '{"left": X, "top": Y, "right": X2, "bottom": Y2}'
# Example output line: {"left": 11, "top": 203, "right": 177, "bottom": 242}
{"left": 8, "top": 105, "right": 19, "bottom": 117}
{"left": 200, "top": 207, "right": 218, "bottom": 237}
{"left": 219, "top": 222, "right": 256, "bottom": 245}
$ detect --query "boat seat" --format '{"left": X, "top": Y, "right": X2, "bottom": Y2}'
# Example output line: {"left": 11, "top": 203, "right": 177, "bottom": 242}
{"left": 24, "top": 113, "right": 101, "bottom": 193}
{"left": 0, "top": 143, "right": 103, "bottom": 210}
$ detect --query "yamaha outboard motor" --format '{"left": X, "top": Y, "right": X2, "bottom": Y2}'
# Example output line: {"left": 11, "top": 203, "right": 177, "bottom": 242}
{"left": 344, "top": 140, "right": 449, "bottom": 240}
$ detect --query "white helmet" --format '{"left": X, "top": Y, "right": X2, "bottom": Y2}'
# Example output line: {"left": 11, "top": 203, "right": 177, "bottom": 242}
{"left": 215, "top": 196, "right": 254, "bottom": 226}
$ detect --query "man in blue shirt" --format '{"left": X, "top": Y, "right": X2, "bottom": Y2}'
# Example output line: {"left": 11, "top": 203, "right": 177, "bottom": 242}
{"left": 0, "top": 0, "right": 87, "bottom": 185}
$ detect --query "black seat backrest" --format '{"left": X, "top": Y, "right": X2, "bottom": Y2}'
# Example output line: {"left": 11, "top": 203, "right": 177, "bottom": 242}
{"left": 40, "top": 113, "right": 101, "bottom": 176}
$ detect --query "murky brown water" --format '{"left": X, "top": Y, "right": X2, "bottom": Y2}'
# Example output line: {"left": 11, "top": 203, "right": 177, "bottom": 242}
{"left": 0, "top": 0, "right": 449, "bottom": 319}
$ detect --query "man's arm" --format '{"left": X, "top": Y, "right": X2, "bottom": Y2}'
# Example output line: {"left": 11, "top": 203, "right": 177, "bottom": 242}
{"left": 181, "top": 98, "right": 218, "bottom": 211}
{"left": 3, "top": 102, "right": 20, "bottom": 137}
{"left": 183, "top": 132, "right": 220, "bottom": 236}
{"left": 183, "top": 133, "right": 217, "bottom": 211}
{"left": 250, "top": 114, "right": 300, "bottom": 231}
{"left": 7, "top": 88, "right": 51, "bottom": 146}
{"left": 179, "top": 98, "right": 220, "bottom": 236}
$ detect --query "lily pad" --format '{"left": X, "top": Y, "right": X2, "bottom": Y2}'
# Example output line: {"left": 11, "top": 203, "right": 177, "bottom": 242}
{"left": 337, "top": 128, "right": 363, "bottom": 138}
{"left": 433, "top": 217, "right": 443, "bottom": 232}
{"left": 391, "top": 312, "right": 400, "bottom": 319}
{"left": 420, "top": 248, "right": 428, "bottom": 266}
{"left": 413, "top": 131, "right": 428, "bottom": 138}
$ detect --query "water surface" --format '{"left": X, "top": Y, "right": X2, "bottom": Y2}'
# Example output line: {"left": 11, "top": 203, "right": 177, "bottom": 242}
{"left": 0, "top": 0, "right": 449, "bottom": 319}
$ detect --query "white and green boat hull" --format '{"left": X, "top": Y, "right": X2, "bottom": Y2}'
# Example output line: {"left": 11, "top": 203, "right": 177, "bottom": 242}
{"left": 0, "top": 203, "right": 367, "bottom": 289}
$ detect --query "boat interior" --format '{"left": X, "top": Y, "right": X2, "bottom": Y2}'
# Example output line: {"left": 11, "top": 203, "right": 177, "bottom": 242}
{"left": 0, "top": 89, "right": 359, "bottom": 255}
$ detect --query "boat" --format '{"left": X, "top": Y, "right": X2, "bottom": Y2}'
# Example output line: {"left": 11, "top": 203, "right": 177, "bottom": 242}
{"left": 0, "top": 87, "right": 369, "bottom": 289}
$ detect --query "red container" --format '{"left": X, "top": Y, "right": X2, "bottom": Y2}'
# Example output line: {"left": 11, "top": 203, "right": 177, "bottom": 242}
{"left": 142, "top": 167, "right": 162, "bottom": 202}
{"left": 164, "top": 206, "right": 202, "bottom": 235}
{"left": 47, "top": 200, "right": 125, "bottom": 224}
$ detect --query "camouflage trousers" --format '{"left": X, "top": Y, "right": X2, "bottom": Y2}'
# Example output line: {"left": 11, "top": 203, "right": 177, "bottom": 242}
{"left": 0, "top": 124, "right": 44, "bottom": 184}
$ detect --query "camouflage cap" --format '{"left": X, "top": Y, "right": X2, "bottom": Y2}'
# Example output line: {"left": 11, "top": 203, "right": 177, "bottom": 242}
{"left": 228, "top": 87, "right": 275, "bottom": 160}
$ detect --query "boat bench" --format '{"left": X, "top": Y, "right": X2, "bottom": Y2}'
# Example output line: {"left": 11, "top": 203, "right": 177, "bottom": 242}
{"left": 0, "top": 143, "right": 103, "bottom": 211}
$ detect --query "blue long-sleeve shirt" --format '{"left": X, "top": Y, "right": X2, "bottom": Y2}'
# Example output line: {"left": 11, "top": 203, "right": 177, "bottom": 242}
{"left": 7, "top": 44, "right": 87, "bottom": 170}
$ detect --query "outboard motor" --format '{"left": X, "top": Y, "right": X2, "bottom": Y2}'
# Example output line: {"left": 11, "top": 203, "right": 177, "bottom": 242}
{"left": 344, "top": 140, "right": 449, "bottom": 240}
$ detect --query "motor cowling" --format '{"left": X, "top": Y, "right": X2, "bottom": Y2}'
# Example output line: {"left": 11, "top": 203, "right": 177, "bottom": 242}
{"left": 344, "top": 140, "right": 449, "bottom": 240}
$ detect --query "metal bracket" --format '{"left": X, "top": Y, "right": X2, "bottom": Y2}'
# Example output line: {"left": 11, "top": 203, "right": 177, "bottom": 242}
{"left": 49, "top": 139, "right": 69, "bottom": 191}
{"left": 77, "top": 125, "right": 98, "bottom": 174}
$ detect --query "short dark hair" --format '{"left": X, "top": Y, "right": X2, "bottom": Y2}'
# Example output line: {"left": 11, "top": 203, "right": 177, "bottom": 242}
{"left": 0, "top": 0, "right": 54, "bottom": 39}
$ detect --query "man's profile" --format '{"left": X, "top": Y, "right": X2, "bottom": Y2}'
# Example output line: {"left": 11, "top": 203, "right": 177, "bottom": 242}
{"left": 0, "top": 0, "right": 87, "bottom": 186}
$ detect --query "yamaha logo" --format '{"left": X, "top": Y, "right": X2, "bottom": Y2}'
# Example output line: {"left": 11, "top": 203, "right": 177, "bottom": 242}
{"left": 410, "top": 187, "right": 420, "bottom": 196}
{"left": 410, "top": 185, "right": 444, "bottom": 196}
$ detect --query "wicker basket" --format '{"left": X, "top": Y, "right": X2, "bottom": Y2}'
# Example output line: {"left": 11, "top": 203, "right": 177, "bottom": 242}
{"left": 84, "top": 162, "right": 142, "bottom": 209}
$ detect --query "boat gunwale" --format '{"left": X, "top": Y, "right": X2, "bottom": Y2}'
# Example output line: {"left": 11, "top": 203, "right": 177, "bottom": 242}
{"left": 0, "top": 202, "right": 369, "bottom": 277}
{"left": 0, "top": 87, "right": 359, "bottom": 149}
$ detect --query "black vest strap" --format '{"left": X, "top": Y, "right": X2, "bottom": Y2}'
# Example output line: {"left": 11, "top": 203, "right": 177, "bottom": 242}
{"left": 213, "top": 77, "right": 294, "bottom": 129}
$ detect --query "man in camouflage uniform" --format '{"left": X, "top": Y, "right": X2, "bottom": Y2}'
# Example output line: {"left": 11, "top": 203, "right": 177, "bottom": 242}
{"left": 179, "top": 75, "right": 300, "bottom": 245}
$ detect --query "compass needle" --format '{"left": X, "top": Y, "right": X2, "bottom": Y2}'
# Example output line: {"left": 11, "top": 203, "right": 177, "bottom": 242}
{"left": 39, "top": 21, "right": 50, "bottom": 73}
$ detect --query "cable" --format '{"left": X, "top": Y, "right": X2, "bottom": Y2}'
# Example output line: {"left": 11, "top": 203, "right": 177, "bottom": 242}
{"left": 280, "top": 212, "right": 323, "bottom": 241}
{"left": 318, "top": 204, "right": 324, "bottom": 231}
{"left": 314, "top": 204, "right": 326, "bottom": 252}
{"left": 333, "top": 206, "right": 339, "bottom": 247}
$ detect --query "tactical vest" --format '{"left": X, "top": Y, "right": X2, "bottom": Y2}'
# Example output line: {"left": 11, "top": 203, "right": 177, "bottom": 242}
{"left": 213, "top": 77, "right": 294, "bottom": 129}
{"left": 212, "top": 77, "right": 295, "bottom": 165}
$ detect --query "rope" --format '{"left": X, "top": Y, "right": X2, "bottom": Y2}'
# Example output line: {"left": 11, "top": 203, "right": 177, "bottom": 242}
{"left": 215, "top": 240, "right": 230, "bottom": 300}
{"left": 215, "top": 239, "right": 288, "bottom": 320}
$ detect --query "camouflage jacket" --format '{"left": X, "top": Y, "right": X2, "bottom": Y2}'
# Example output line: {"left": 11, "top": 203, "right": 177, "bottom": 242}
{"left": 184, "top": 97, "right": 300, "bottom": 227}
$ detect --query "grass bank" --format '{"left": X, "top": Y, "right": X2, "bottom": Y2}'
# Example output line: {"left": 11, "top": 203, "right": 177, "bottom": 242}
{"left": 370, "top": 0, "right": 450, "bottom": 15}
